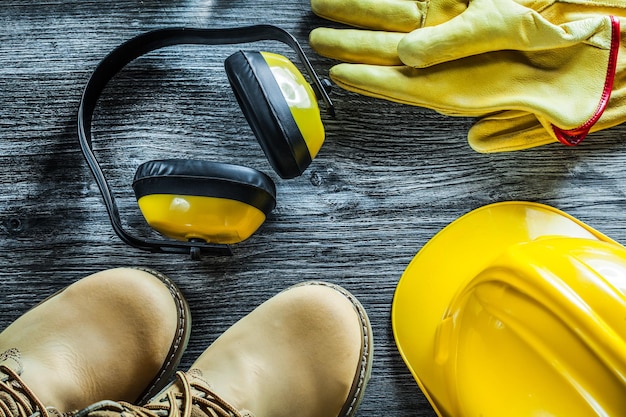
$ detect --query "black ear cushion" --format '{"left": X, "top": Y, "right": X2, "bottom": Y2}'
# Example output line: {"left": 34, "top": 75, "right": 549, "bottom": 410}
{"left": 225, "top": 50, "right": 312, "bottom": 180}
{"left": 132, "top": 159, "right": 277, "bottom": 215}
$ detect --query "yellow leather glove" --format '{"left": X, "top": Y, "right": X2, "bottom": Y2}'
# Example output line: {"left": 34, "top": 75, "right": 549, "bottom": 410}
{"left": 309, "top": 0, "right": 625, "bottom": 152}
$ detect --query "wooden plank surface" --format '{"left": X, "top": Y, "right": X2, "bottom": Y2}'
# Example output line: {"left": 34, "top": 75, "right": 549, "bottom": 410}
{"left": 2, "top": 2, "right": 626, "bottom": 416}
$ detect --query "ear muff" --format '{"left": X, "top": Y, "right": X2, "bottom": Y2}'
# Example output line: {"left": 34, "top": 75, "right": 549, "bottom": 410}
{"left": 132, "top": 159, "right": 277, "bottom": 244}
{"left": 77, "top": 25, "right": 334, "bottom": 258}
{"left": 225, "top": 50, "right": 325, "bottom": 179}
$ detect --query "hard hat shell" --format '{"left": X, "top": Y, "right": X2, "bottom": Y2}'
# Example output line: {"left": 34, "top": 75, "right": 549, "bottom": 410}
{"left": 392, "top": 201, "right": 626, "bottom": 417}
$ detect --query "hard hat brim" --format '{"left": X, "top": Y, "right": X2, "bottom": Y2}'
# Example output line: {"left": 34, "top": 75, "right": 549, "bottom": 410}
{"left": 391, "top": 201, "right": 616, "bottom": 416}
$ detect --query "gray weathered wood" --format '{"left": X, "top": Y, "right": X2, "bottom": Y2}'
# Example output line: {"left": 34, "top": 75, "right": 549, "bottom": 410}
{"left": 1, "top": 2, "right": 626, "bottom": 416}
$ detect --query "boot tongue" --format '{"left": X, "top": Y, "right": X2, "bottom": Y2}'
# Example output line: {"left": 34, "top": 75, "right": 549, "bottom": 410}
{"left": 0, "top": 349, "right": 23, "bottom": 381}
{"left": 181, "top": 370, "right": 255, "bottom": 417}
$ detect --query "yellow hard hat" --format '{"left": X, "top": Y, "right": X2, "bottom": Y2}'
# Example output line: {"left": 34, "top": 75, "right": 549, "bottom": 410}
{"left": 392, "top": 201, "right": 626, "bottom": 417}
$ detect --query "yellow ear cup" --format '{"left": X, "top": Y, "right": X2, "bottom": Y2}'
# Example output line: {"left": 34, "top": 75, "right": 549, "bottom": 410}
{"left": 260, "top": 51, "right": 325, "bottom": 159}
{"left": 136, "top": 194, "right": 267, "bottom": 244}
{"left": 133, "top": 159, "right": 277, "bottom": 245}
{"left": 225, "top": 50, "right": 325, "bottom": 179}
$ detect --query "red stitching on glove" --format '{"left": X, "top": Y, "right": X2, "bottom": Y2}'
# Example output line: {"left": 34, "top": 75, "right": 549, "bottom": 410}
{"left": 552, "top": 15, "right": 620, "bottom": 146}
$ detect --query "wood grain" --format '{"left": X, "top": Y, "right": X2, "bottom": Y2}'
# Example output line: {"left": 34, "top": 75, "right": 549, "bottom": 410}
{"left": 1, "top": 2, "right": 626, "bottom": 416}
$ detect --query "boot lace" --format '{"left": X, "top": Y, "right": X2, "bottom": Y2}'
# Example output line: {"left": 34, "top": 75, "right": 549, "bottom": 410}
{"left": 78, "top": 371, "right": 245, "bottom": 417}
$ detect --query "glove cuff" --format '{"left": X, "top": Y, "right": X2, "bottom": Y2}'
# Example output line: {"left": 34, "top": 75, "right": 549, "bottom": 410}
{"left": 552, "top": 15, "right": 620, "bottom": 146}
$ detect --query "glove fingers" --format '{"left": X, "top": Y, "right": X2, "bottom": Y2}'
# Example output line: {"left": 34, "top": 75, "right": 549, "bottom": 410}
{"left": 328, "top": 63, "right": 492, "bottom": 115}
{"left": 468, "top": 111, "right": 557, "bottom": 153}
{"left": 310, "top": 28, "right": 404, "bottom": 65}
{"left": 311, "top": 0, "right": 425, "bottom": 32}
{"left": 329, "top": 44, "right": 614, "bottom": 124}
{"left": 399, "top": 0, "right": 615, "bottom": 67}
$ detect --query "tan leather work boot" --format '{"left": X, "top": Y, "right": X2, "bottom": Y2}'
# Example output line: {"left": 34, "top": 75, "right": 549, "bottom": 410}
{"left": 77, "top": 281, "right": 373, "bottom": 417}
{"left": 0, "top": 267, "right": 191, "bottom": 417}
